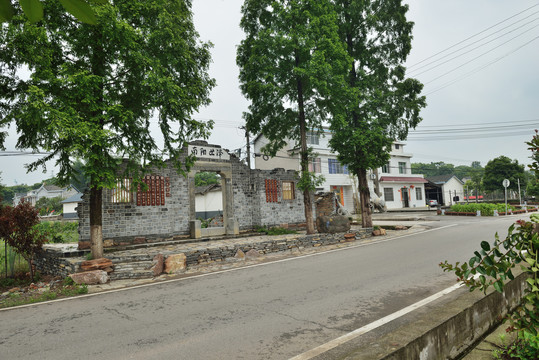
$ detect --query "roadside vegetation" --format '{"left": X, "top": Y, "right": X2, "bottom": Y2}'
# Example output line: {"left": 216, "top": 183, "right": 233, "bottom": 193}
{"left": 441, "top": 132, "right": 539, "bottom": 359}
{"left": 0, "top": 275, "right": 88, "bottom": 309}
{"left": 449, "top": 203, "right": 517, "bottom": 216}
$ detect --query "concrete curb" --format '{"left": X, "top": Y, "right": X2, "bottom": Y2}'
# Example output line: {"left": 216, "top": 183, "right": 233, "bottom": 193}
{"left": 332, "top": 271, "right": 527, "bottom": 360}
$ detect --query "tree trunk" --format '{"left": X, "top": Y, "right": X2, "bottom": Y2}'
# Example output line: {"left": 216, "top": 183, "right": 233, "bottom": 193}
{"left": 296, "top": 50, "right": 315, "bottom": 234}
{"left": 89, "top": 185, "right": 103, "bottom": 259}
{"left": 357, "top": 168, "right": 373, "bottom": 228}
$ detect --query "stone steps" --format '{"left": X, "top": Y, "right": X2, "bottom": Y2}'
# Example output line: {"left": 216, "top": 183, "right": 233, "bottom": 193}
{"left": 109, "top": 260, "right": 155, "bottom": 280}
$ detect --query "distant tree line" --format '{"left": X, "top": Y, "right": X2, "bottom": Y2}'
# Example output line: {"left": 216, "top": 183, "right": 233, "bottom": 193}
{"left": 412, "top": 155, "right": 538, "bottom": 198}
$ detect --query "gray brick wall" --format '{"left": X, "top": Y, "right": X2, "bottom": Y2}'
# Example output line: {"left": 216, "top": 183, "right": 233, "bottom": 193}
{"left": 78, "top": 142, "right": 313, "bottom": 246}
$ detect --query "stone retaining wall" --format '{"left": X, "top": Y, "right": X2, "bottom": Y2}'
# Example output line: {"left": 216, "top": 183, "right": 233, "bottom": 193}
{"left": 35, "top": 228, "right": 373, "bottom": 279}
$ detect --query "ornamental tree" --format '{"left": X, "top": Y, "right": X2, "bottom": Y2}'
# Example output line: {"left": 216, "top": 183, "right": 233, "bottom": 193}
{"left": 1, "top": 200, "right": 47, "bottom": 280}
{"left": 0, "top": 0, "right": 215, "bottom": 257}
{"left": 329, "top": 0, "right": 426, "bottom": 227}
{"left": 237, "top": 0, "right": 351, "bottom": 234}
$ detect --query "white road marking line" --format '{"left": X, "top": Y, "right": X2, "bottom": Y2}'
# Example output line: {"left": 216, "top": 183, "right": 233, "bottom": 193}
{"left": 0, "top": 224, "right": 458, "bottom": 312}
{"left": 290, "top": 272, "right": 481, "bottom": 360}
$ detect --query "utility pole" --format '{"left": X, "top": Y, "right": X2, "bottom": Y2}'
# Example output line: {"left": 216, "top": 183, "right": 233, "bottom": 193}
{"left": 241, "top": 126, "right": 251, "bottom": 170}
{"left": 518, "top": 178, "right": 522, "bottom": 206}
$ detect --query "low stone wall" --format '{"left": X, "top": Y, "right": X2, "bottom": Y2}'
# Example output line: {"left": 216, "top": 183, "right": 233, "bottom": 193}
{"left": 36, "top": 228, "right": 373, "bottom": 279}
{"left": 34, "top": 248, "right": 86, "bottom": 278}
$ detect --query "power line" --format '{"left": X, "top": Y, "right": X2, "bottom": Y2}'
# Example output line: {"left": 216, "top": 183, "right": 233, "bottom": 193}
{"left": 415, "top": 118, "right": 539, "bottom": 128}
{"left": 408, "top": 16, "right": 539, "bottom": 77}
{"left": 423, "top": 35, "right": 539, "bottom": 95}
{"left": 407, "top": 3, "right": 539, "bottom": 69}
{"left": 423, "top": 27, "right": 539, "bottom": 85}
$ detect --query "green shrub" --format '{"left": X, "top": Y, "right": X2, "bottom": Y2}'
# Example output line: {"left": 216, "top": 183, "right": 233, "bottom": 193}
{"left": 450, "top": 203, "right": 515, "bottom": 216}
{"left": 34, "top": 221, "right": 79, "bottom": 243}
{"left": 255, "top": 226, "right": 297, "bottom": 235}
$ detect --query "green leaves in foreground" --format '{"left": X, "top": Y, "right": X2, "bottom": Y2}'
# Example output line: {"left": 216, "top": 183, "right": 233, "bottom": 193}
{"left": 0, "top": 0, "right": 106, "bottom": 24}
{"left": 440, "top": 218, "right": 539, "bottom": 338}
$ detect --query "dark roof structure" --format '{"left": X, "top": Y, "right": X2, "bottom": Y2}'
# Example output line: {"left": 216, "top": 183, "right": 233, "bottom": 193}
{"left": 426, "top": 174, "right": 464, "bottom": 185}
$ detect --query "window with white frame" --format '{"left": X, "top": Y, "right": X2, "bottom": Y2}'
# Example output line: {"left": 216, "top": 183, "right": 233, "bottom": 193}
{"left": 328, "top": 159, "right": 349, "bottom": 174}
{"left": 308, "top": 158, "right": 321, "bottom": 173}
{"left": 416, "top": 187, "right": 422, "bottom": 200}
{"left": 306, "top": 131, "right": 319, "bottom": 145}
{"left": 383, "top": 188, "right": 394, "bottom": 202}
{"left": 399, "top": 162, "right": 407, "bottom": 174}
{"left": 382, "top": 162, "right": 390, "bottom": 173}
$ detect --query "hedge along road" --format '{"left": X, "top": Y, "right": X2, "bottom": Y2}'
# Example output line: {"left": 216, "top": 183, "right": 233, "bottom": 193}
{"left": 0, "top": 215, "right": 526, "bottom": 360}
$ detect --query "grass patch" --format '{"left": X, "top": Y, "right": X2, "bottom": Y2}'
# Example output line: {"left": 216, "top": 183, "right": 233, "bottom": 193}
{"left": 0, "top": 275, "right": 88, "bottom": 309}
{"left": 255, "top": 226, "right": 297, "bottom": 235}
{"left": 35, "top": 221, "right": 79, "bottom": 243}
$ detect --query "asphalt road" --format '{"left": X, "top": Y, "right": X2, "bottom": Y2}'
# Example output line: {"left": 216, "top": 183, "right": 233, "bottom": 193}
{"left": 0, "top": 214, "right": 529, "bottom": 360}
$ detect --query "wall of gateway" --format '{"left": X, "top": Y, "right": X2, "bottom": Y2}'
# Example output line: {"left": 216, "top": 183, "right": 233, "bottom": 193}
{"left": 77, "top": 142, "right": 311, "bottom": 249}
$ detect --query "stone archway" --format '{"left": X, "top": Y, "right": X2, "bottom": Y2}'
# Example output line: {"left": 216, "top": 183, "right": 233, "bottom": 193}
{"left": 187, "top": 156, "right": 239, "bottom": 239}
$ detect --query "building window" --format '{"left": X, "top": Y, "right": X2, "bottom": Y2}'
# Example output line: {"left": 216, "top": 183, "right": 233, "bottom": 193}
{"left": 282, "top": 181, "right": 295, "bottom": 200}
{"left": 416, "top": 187, "right": 422, "bottom": 200}
{"left": 306, "top": 131, "right": 319, "bottom": 145}
{"left": 384, "top": 188, "right": 394, "bottom": 202}
{"left": 328, "top": 159, "right": 349, "bottom": 174}
{"left": 265, "top": 179, "right": 279, "bottom": 203}
{"left": 382, "top": 162, "right": 390, "bottom": 173}
{"left": 399, "top": 162, "right": 407, "bottom": 174}
{"left": 309, "top": 158, "right": 321, "bottom": 173}
{"left": 395, "top": 144, "right": 400, "bottom": 149}
{"left": 112, "top": 178, "right": 133, "bottom": 203}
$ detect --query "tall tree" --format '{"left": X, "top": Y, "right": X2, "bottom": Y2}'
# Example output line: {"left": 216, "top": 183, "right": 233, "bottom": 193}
{"left": 237, "top": 0, "right": 351, "bottom": 234}
{"left": 329, "top": 0, "right": 426, "bottom": 227}
{"left": 483, "top": 156, "right": 525, "bottom": 192}
{"left": 0, "top": 0, "right": 215, "bottom": 257}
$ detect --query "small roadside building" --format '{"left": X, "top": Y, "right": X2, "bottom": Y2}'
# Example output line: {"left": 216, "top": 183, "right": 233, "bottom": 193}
{"left": 425, "top": 174, "right": 465, "bottom": 206}
{"left": 61, "top": 192, "right": 83, "bottom": 219}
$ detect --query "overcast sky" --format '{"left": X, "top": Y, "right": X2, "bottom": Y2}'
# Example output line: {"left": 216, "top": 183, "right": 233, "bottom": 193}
{"left": 1, "top": 0, "right": 538, "bottom": 186}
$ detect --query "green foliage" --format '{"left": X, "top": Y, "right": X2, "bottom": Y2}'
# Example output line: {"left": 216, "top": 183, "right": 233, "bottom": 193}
{"left": 237, "top": 0, "right": 351, "bottom": 232}
{"left": 526, "top": 131, "right": 539, "bottom": 198}
{"left": 35, "top": 196, "right": 63, "bottom": 216}
{"left": 0, "top": 0, "right": 104, "bottom": 24}
{"left": 441, "top": 134, "right": 539, "bottom": 354}
{"left": 195, "top": 172, "right": 220, "bottom": 187}
{"left": 450, "top": 203, "right": 516, "bottom": 216}
{"left": 0, "top": 0, "right": 215, "bottom": 191}
{"left": 1, "top": 0, "right": 215, "bottom": 257}
{"left": 34, "top": 221, "right": 78, "bottom": 243}
{"left": 441, "top": 221, "right": 539, "bottom": 338}
{"left": 483, "top": 156, "right": 526, "bottom": 192}
{"left": 0, "top": 201, "right": 47, "bottom": 279}
{"left": 328, "top": 1, "right": 425, "bottom": 228}
{"left": 197, "top": 217, "right": 210, "bottom": 229}
{"left": 255, "top": 226, "right": 297, "bottom": 236}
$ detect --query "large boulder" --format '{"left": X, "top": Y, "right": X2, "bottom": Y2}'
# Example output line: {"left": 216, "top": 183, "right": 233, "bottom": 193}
{"left": 151, "top": 254, "right": 164, "bottom": 276}
{"left": 316, "top": 215, "right": 351, "bottom": 234}
{"left": 69, "top": 270, "right": 109, "bottom": 285}
{"left": 164, "top": 253, "right": 187, "bottom": 274}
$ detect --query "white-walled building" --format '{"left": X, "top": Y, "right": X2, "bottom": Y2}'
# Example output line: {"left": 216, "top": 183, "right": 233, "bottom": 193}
{"left": 425, "top": 174, "right": 465, "bottom": 206}
{"left": 376, "top": 142, "right": 428, "bottom": 209}
{"left": 254, "top": 129, "right": 357, "bottom": 213}
{"left": 13, "top": 183, "right": 78, "bottom": 206}
{"left": 253, "top": 132, "right": 427, "bottom": 212}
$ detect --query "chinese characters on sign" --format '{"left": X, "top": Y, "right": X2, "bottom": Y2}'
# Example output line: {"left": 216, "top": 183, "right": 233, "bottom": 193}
{"left": 188, "top": 145, "right": 230, "bottom": 160}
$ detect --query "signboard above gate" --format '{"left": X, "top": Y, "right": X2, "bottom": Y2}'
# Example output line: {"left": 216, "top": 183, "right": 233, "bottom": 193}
{"left": 188, "top": 145, "right": 230, "bottom": 161}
